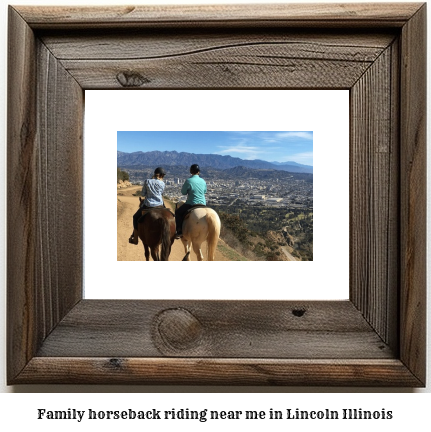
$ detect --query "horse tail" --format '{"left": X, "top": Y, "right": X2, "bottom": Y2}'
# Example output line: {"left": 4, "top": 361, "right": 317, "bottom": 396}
{"left": 206, "top": 210, "right": 221, "bottom": 261}
{"left": 160, "top": 217, "right": 172, "bottom": 261}
{"left": 182, "top": 252, "right": 190, "bottom": 261}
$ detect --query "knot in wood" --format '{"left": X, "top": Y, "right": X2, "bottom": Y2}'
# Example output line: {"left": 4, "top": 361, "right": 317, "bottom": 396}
{"left": 116, "top": 71, "right": 150, "bottom": 87}
{"left": 108, "top": 358, "right": 123, "bottom": 369}
{"left": 154, "top": 308, "right": 203, "bottom": 351}
{"left": 292, "top": 308, "right": 306, "bottom": 317}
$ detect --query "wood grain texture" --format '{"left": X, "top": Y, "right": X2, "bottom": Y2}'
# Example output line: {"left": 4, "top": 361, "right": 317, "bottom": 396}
{"left": 41, "top": 31, "right": 395, "bottom": 60}
{"left": 15, "top": 3, "right": 423, "bottom": 29}
{"left": 15, "top": 358, "right": 423, "bottom": 386}
{"left": 350, "top": 44, "right": 399, "bottom": 348}
{"left": 35, "top": 40, "right": 84, "bottom": 336}
{"left": 41, "top": 30, "right": 395, "bottom": 89}
{"left": 7, "top": 6, "right": 83, "bottom": 383}
{"left": 36, "top": 300, "right": 393, "bottom": 359}
{"left": 7, "top": 6, "right": 38, "bottom": 381}
{"left": 387, "top": 38, "right": 401, "bottom": 353}
{"left": 399, "top": 3, "right": 427, "bottom": 385}
{"left": 7, "top": 3, "right": 427, "bottom": 386}
{"left": 57, "top": 36, "right": 393, "bottom": 89}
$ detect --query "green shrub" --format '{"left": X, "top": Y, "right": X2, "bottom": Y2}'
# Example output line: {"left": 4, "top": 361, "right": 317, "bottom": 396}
{"left": 117, "top": 167, "right": 130, "bottom": 183}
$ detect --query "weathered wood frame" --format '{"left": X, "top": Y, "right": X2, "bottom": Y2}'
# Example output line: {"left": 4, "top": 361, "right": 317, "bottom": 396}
{"left": 7, "top": 3, "right": 426, "bottom": 386}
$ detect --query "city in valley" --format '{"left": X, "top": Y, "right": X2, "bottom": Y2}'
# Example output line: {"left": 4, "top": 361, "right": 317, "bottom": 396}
{"left": 164, "top": 175, "right": 312, "bottom": 211}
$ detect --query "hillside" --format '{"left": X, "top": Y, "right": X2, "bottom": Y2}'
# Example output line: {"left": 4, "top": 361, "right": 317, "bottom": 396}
{"left": 217, "top": 211, "right": 298, "bottom": 261}
{"left": 204, "top": 199, "right": 312, "bottom": 261}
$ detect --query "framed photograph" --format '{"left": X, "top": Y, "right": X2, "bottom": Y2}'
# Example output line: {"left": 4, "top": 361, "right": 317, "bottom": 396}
{"left": 7, "top": 3, "right": 426, "bottom": 386}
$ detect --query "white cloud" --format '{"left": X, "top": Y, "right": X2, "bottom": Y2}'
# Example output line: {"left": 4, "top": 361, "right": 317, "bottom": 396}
{"left": 276, "top": 132, "right": 313, "bottom": 140}
{"left": 216, "top": 145, "right": 265, "bottom": 160}
{"left": 217, "top": 131, "right": 313, "bottom": 162}
{"left": 218, "top": 145, "right": 261, "bottom": 153}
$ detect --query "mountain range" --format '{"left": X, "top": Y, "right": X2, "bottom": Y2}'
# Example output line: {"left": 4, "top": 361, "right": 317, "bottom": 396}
{"left": 117, "top": 150, "right": 313, "bottom": 174}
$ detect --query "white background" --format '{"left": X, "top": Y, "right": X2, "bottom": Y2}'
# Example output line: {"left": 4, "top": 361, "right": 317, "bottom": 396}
{"left": 0, "top": 0, "right": 430, "bottom": 426}
{"left": 85, "top": 90, "right": 349, "bottom": 300}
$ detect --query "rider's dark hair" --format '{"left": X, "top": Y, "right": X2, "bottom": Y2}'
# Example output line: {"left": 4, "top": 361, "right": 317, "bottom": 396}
{"left": 154, "top": 167, "right": 166, "bottom": 177}
{"left": 190, "top": 164, "right": 200, "bottom": 175}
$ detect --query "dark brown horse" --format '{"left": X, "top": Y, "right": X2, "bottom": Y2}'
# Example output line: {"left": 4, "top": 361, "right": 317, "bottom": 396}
{"left": 137, "top": 198, "right": 176, "bottom": 261}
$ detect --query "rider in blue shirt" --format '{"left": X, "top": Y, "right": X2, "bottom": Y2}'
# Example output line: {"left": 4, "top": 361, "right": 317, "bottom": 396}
{"left": 129, "top": 167, "right": 166, "bottom": 245}
{"left": 175, "top": 164, "right": 207, "bottom": 238}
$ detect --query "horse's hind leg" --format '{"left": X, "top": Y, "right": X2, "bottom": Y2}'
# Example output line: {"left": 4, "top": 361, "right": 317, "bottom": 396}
{"left": 150, "top": 245, "right": 160, "bottom": 261}
{"left": 192, "top": 242, "right": 204, "bottom": 261}
{"left": 144, "top": 244, "right": 150, "bottom": 261}
{"left": 181, "top": 238, "right": 191, "bottom": 261}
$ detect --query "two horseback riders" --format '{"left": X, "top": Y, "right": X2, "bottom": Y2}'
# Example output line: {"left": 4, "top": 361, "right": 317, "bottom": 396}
{"left": 128, "top": 164, "right": 219, "bottom": 260}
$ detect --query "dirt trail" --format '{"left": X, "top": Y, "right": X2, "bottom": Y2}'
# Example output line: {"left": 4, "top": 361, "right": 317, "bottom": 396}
{"left": 281, "top": 246, "right": 298, "bottom": 261}
{"left": 117, "top": 186, "right": 228, "bottom": 261}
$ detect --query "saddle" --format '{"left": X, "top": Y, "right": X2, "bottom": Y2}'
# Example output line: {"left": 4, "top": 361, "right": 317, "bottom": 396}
{"left": 138, "top": 206, "right": 174, "bottom": 224}
{"left": 183, "top": 204, "right": 207, "bottom": 221}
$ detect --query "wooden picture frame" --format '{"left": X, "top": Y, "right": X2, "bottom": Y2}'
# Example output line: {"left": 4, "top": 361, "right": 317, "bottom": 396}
{"left": 7, "top": 3, "right": 426, "bottom": 386}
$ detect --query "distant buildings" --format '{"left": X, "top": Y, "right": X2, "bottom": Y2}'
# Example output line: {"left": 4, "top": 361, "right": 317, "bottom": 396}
{"left": 127, "top": 171, "right": 312, "bottom": 211}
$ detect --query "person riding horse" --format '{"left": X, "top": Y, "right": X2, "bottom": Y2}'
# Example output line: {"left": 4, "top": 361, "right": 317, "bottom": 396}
{"left": 129, "top": 166, "right": 166, "bottom": 245}
{"left": 175, "top": 164, "right": 207, "bottom": 239}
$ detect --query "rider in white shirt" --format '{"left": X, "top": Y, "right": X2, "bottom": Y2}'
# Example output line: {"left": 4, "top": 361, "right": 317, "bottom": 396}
{"left": 129, "top": 167, "right": 166, "bottom": 245}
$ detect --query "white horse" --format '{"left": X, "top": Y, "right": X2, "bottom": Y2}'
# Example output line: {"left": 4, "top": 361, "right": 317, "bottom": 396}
{"left": 176, "top": 202, "right": 221, "bottom": 261}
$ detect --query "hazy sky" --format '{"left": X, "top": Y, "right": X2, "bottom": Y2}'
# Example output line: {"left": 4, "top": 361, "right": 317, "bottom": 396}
{"left": 117, "top": 131, "right": 313, "bottom": 166}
